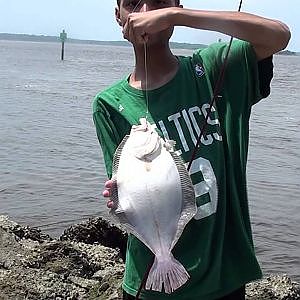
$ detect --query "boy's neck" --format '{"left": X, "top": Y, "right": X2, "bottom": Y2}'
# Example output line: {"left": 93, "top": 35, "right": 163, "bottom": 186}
{"left": 129, "top": 43, "right": 179, "bottom": 90}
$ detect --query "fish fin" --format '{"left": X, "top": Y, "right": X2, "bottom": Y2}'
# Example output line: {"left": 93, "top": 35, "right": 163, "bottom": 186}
{"left": 110, "top": 206, "right": 132, "bottom": 227}
{"left": 112, "top": 135, "right": 130, "bottom": 176}
{"left": 114, "top": 207, "right": 125, "bottom": 214}
{"left": 170, "top": 152, "right": 197, "bottom": 249}
{"left": 109, "top": 175, "right": 121, "bottom": 214}
{"left": 110, "top": 135, "right": 129, "bottom": 217}
{"left": 145, "top": 253, "right": 189, "bottom": 294}
{"left": 163, "top": 139, "right": 176, "bottom": 152}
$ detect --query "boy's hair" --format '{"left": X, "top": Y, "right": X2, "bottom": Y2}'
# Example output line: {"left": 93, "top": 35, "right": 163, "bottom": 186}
{"left": 117, "top": 0, "right": 180, "bottom": 7}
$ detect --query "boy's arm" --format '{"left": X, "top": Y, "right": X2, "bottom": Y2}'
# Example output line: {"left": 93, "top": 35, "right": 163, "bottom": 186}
{"left": 93, "top": 104, "right": 119, "bottom": 179}
{"left": 172, "top": 9, "right": 291, "bottom": 60}
{"left": 125, "top": 8, "right": 290, "bottom": 60}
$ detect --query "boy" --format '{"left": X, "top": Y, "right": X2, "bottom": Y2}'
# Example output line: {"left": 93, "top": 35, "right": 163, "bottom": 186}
{"left": 93, "top": 1, "right": 290, "bottom": 299}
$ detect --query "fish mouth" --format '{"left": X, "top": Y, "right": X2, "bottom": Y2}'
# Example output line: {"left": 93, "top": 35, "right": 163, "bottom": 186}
{"left": 131, "top": 117, "right": 148, "bottom": 132}
{"left": 133, "top": 134, "right": 162, "bottom": 161}
{"left": 129, "top": 118, "right": 162, "bottom": 161}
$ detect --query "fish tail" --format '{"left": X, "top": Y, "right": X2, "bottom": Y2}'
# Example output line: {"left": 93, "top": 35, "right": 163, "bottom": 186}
{"left": 145, "top": 253, "right": 189, "bottom": 294}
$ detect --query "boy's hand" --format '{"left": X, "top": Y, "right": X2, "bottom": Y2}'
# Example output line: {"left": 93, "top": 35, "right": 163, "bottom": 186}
{"left": 103, "top": 179, "right": 116, "bottom": 209}
{"left": 123, "top": 8, "right": 178, "bottom": 44}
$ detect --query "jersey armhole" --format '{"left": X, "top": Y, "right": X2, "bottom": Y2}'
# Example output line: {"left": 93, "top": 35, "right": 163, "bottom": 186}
{"left": 257, "top": 55, "right": 274, "bottom": 99}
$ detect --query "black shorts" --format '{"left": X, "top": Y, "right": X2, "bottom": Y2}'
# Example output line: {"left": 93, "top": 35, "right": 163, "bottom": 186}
{"left": 123, "top": 285, "right": 245, "bottom": 300}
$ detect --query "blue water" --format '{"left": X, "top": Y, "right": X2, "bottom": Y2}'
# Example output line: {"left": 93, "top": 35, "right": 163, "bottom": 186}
{"left": 0, "top": 40, "right": 299, "bottom": 281}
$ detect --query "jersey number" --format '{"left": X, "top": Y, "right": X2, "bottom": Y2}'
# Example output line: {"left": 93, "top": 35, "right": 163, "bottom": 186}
{"left": 187, "top": 157, "right": 218, "bottom": 220}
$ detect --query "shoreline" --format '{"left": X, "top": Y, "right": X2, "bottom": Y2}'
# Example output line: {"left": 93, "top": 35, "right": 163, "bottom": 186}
{"left": 0, "top": 33, "right": 299, "bottom": 54}
{"left": 0, "top": 215, "right": 299, "bottom": 299}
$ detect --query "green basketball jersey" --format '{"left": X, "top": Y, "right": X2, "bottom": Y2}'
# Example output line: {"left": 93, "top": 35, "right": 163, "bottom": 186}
{"left": 93, "top": 40, "right": 267, "bottom": 299}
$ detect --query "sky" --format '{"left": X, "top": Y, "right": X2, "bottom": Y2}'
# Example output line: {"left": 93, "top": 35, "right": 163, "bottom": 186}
{"left": 0, "top": 0, "right": 299, "bottom": 51}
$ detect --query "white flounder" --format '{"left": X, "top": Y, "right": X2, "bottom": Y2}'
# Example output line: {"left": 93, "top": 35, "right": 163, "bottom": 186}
{"left": 110, "top": 118, "right": 196, "bottom": 294}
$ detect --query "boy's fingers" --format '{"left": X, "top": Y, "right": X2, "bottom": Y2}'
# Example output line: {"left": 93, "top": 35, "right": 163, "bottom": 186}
{"left": 103, "top": 178, "right": 117, "bottom": 206}
{"left": 107, "top": 200, "right": 115, "bottom": 209}
{"left": 103, "top": 189, "right": 110, "bottom": 197}
{"left": 104, "top": 180, "right": 114, "bottom": 188}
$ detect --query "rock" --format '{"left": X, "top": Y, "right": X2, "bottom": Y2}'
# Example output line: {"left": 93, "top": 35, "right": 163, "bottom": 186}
{"left": 0, "top": 215, "right": 52, "bottom": 243}
{"left": 0, "top": 215, "right": 299, "bottom": 300}
{"left": 68, "top": 275, "right": 99, "bottom": 289}
{"left": 60, "top": 216, "right": 127, "bottom": 260}
{"left": 0, "top": 215, "right": 124, "bottom": 300}
{"left": 246, "top": 274, "right": 300, "bottom": 300}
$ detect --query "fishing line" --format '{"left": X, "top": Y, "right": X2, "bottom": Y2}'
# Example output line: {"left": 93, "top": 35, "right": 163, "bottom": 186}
{"left": 144, "top": 41, "right": 150, "bottom": 120}
{"left": 132, "top": 0, "right": 150, "bottom": 120}
{"left": 187, "top": 0, "right": 243, "bottom": 172}
{"left": 133, "top": 0, "right": 144, "bottom": 12}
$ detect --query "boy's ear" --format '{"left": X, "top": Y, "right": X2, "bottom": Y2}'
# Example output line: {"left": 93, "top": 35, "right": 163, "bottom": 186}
{"left": 115, "top": 7, "right": 122, "bottom": 26}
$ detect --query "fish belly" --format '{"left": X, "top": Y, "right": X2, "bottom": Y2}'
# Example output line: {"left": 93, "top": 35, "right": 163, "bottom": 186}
{"left": 117, "top": 146, "right": 182, "bottom": 255}
{"left": 115, "top": 141, "right": 192, "bottom": 293}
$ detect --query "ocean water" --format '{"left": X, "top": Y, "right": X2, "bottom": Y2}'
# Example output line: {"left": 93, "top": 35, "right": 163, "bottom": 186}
{"left": 0, "top": 40, "right": 299, "bottom": 281}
